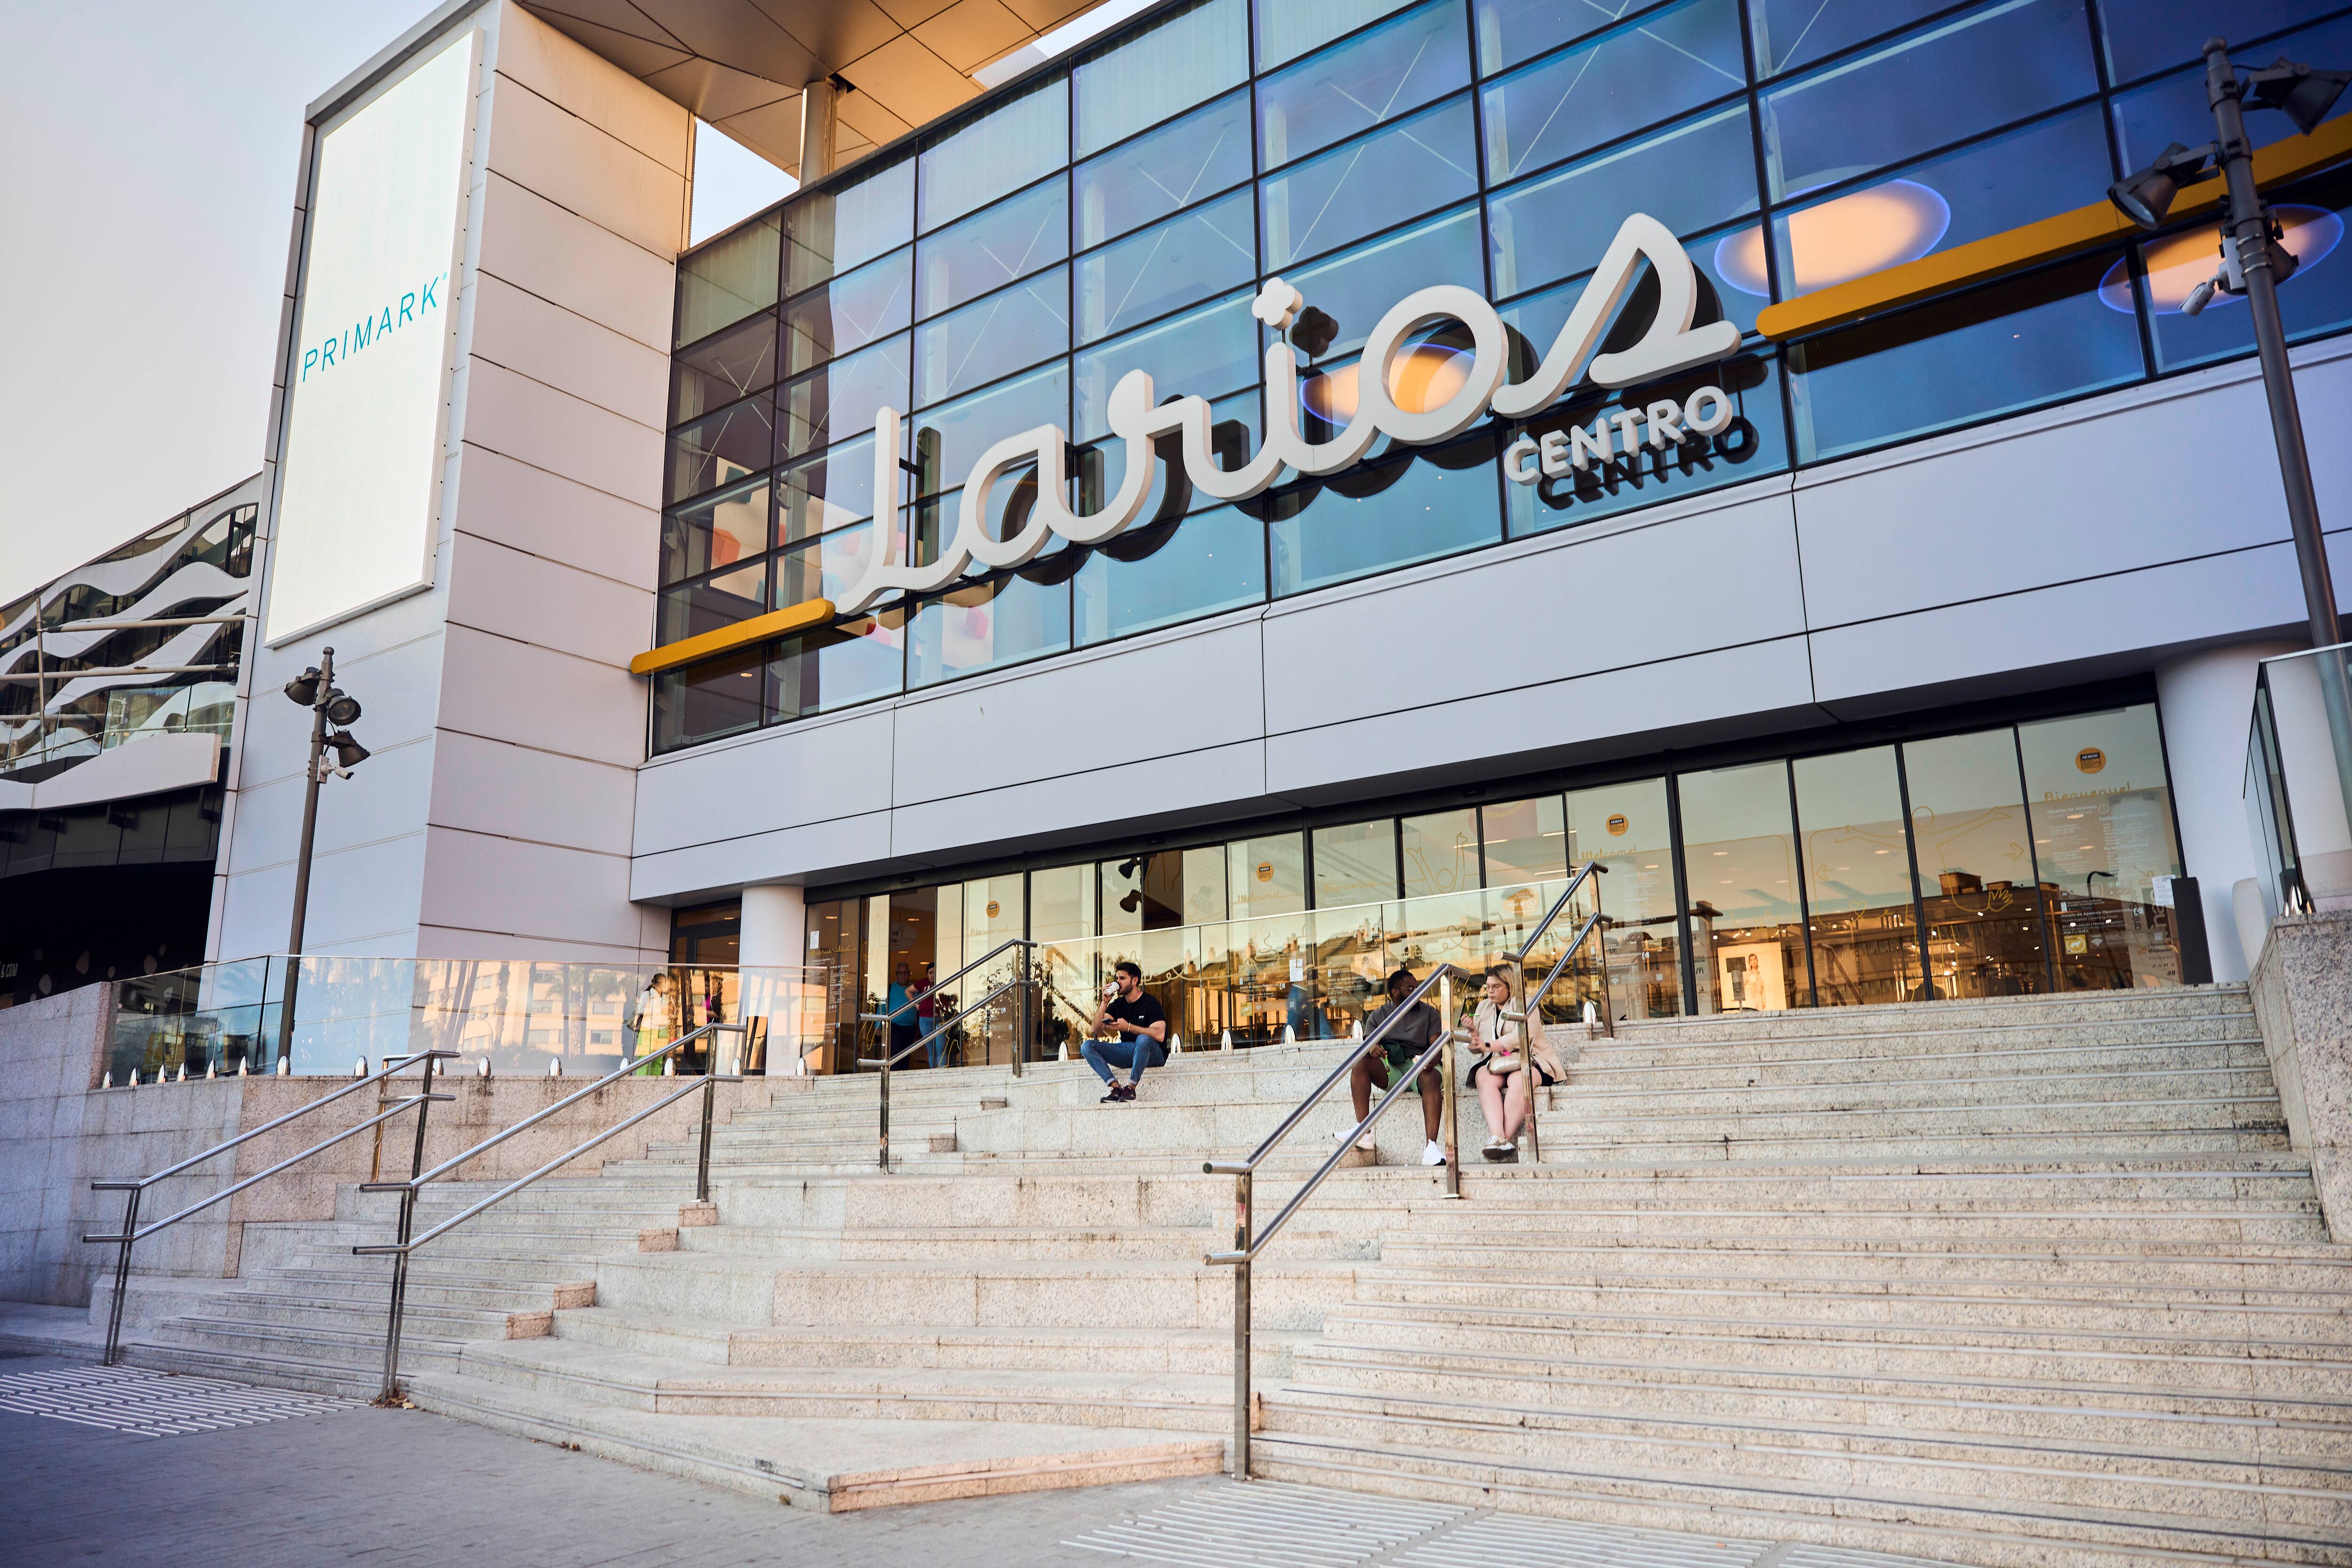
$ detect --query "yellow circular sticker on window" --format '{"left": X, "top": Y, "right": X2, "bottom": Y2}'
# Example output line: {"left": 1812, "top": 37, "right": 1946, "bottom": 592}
{"left": 1255, "top": 862, "right": 1273, "bottom": 883}
{"left": 985, "top": 900, "right": 1000, "bottom": 919}
{"left": 1605, "top": 813, "right": 1629, "bottom": 836}
{"left": 2076, "top": 747, "right": 2106, "bottom": 774}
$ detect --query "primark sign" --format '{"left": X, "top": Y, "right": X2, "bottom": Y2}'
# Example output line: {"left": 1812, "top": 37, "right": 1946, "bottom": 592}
{"left": 841, "top": 214, "right": 1742, "bottom": 614}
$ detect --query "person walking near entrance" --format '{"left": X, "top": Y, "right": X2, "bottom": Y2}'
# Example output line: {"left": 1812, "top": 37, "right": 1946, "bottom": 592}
{"left": 914, "top": 962, "right": 945, "bottom": 1067}
{"left": 1085, "top": 960, "right": 1166, "bottom": 1102}
{"left": 1466, "top": 963, "right": 1564, "bottom": 1158}
{"left": 1342, "top": 967, "right": 1449, "bottom": 1166}
{"left": 883, "top": 962, "right": 919, "bottom": 1064}
{"left": 630, "top": 971, "right": 676, "bottom": 1077}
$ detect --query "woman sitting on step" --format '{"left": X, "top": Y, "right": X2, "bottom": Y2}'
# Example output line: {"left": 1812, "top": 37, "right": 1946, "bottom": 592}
{"left": 1465, "top": 964, "right": 1564, "bottom": 1161}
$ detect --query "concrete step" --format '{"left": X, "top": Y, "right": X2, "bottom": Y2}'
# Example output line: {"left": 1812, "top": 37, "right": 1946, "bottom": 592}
{"left": 672, "top": 1222, "right": 1372, "bottom": 1263}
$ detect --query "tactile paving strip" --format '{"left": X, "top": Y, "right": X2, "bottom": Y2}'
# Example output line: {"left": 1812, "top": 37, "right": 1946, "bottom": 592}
{"left": 0, "top": 1364, "right": 357, "bottom": 1437}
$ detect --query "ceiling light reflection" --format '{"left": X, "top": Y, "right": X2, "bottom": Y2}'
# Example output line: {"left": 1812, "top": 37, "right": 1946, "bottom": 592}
{"left": 1717, "top": 179, "right": 1952, "bottom": 298}
{"left": 2097, "top": 205, "right": 2343, "bottom": 313}
{"left": 1299, "top": 342, "right": 1475, "bottom": 424}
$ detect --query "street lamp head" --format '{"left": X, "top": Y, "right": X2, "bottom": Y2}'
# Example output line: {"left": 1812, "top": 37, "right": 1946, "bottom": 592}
{"left": 326, "top": 731, "right": 371, "bottom": 770}
{"left": 2248, "top": 58, "right": 2351, "bottom": 135}
{"left": 283, "top": 667, "right": 323, "bottom": 707}
{"left": 323, "top": 690, "right": 363, "bottom": 726}
{"left": 2107, "top": 142, "right": 2212, "bottom": 229}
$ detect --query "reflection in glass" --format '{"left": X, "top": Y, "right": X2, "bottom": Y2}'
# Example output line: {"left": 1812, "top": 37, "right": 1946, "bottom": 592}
{"left": 779, "top": 335, "right": 910, "bottom": 459}
{"left": 1480, "top": 0, "right": 1743, "bottom": 183}
{"left": 652, "top": 642, "right": 767, "bottom": 751}
{"left": 907, "top": 567, "right": 1072, "bottom": 687}
{"left": 1267, "top": 438, "right": 1502, "bottom": 597}
{"left": 672, "top": 311, "right": 779, "bottom": 423}
{"left": 1077, "top": 89, "right": 1255, "bottom": 247}
{"left": 667, "top": 396, "right": 774, "bottom": 503}
{"left": 658, "top": 559, "right": 766, "bottom": 644}
{"left": 677, "top": 210, "right": 779, "bottom": 346}
{"left": 1748, "top": 0, "right": 1950, "bottom": 77}
{"left": 1077, "top": 190, "right": 1255, "bottom": 344}
{"left": 780, "top": 436, "right": 878, "bottom": 543}
{"left": 1257, "top": 0, "right": 1470, "bottom": 169}
{"left": 1793, "top": 747, "right": 1922, "bottom": 1006}
{"left": 786, "top": 159, "right": 913, "bottom": 295}
{"left": 921, "top": 76, "right": 1068, "bottom": 232}
{"left": 784, "top": 249, "right": 912, "bottom": 375}
{"left": 918, "top": 179, "right": 1068, "bottom": 319}
{"left": 1283, "top": 207, "right": 1486, "bottom": 361}
{"left": 776, "top": 522, "right": 874, "bottom": 606}
{"left": 1402, "top": 809, "right": 1479, "bottom": 897}
{"left": 774, "top": 611, "right": 904, "bottom": 720}
{"left": 662, "top": 476, "right": 770, "bottom": 586}
{"left": 1486, "top": 105, "right": 1758, "bottom": 295}
{"left": 1788, "top": 254, "right": 2142, "bottom": 462}
{"left": 1079, "top": 391, "right": 1260, "bottom": 522}
{"left": 1258, "top": 0, "right": 1422, "bottom": 70}
{"left": 1075, "top": 0, "right": 1249, "bottom": 156}
{"left": 1073, "top": 506, "right": 1265, "bottom": 645}
{"left": 1103, "top": 850, "right": 1187, "bottom": 932}
{"left": 2018, "top": 705, "right": 2187, "bottom": 991}
{"left": 2127, "top": 175, "right": 2352, "bottom": 372}
{"left": 1314, "top": 820, "right": 1398, "bottom": 908}
{"left": 1261, "top": 96, "right": 1479, "bottom": 269}
{"left": 914, "top": 268, "right": 1070, "bottom": 407}
{"left": 1565, "top": 778, "right": 1683, "bottom": 1019}
{"left": 1760, "top": 0, "right": 2096, "bottom": 199}
{"left": 1075, "top": 293, "right": 1258, "bottom": 440}
{"left": 910, "top": 364, "right": 1070, "bottom": 497}
{"left": 1904, "top": 728, "right": 2049, "bottom": 999}
{"left": 1230, "top": 834, "right": 1307, "bottom": 917}
{"left": 1482, "top": 796, "right": 1565, "bottom": 884}
{"left": 1677, "top": 761, "right": 1805, "bottom": 1012}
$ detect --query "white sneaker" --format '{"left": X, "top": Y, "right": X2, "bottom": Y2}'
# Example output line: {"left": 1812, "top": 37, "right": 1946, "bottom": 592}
{"left": 1354, "top": 1132, "right": 1377, "bottom": 1153}
{"left": 1422, "top": 1140, "right": 1446, "bottom": 1166}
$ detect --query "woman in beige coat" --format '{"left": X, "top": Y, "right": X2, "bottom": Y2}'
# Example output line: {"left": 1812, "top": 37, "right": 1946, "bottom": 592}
{"left": 1465, "top": 963, "right": 1565, "bottom": 1160}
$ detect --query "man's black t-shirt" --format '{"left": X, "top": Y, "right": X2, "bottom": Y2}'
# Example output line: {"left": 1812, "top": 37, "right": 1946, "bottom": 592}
{"left": 1105, "top": 990, "right": 1167, "bottom": 1057}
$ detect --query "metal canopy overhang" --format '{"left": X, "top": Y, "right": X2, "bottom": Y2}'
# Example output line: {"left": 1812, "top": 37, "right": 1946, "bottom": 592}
{"left": 517, "top": 0, "right": 1110, "bottom": 178}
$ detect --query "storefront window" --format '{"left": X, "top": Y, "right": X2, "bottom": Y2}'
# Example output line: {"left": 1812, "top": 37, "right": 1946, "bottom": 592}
{"left": 1904, "top": 728, "right": 2049, "bottom": 998}
{"left": 651, "top": 643, "right": 767, "bottom": 752}
{"left": 1561, "top": 779, "right": 1681, "bottom": 1019}
{"left": 1401, "top": 809, "right": 1479, "bottom": 897}
{"left": 1229, "top": 834, "right": 1307, "bottom": 918}
{"left": 1312, "top": 820, "right": 1397, "bottom": 909}
{"left": 1678, "top": 761, "right": 1806, "bottom": 1012}
{"left": 1481, "top": 796, "right": 1566, "bottom": 884}
{"left": 2019, "top": 704, "right": 2187, "bottom": 991}
{"left": 773, "top": 611, "right": 904, "bottom": 722}
{"left": 907, "top": 568, "right": 1072, "bottom": 689}
{"left": 1793, "top": 746, "right": 1922, "bottom": 1007}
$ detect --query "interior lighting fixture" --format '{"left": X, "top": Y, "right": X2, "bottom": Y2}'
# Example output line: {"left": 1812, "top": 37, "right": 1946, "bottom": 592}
{"left": 1717, "top": 180, "right": 1950, "bottom": 296}
{"left": 2098, "top": 205, "right": 2341, "bottom": 313}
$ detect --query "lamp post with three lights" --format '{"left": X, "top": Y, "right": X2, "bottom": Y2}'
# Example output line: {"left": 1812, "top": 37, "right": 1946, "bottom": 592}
{"left": 275, "top": 647, "right": 372, "bottom": 1068}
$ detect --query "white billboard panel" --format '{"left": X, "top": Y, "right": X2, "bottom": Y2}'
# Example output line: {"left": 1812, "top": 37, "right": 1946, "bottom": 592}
{"left": 266, "top": 29, "right": 478, "bottom": 645}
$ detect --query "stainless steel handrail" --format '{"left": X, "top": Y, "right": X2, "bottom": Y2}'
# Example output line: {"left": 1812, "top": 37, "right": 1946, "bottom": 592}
{"left": 1202, "top": 963, "right": 1474, "bottom": 1479}
{"left": 352, "top": 1020, "right": 745, "bottom": 1401}
{"left": 80, "top": 1049, "right": 457, "bottom": 1366}
{"left": 858, "top": 939, "right": 1037, "bottom": 1173}
{"left": 859, "top": 975, "right": 1023, "bottom": 1172}
{"left": 1505, "top": 860, "right": 1612, "bottom": 1162}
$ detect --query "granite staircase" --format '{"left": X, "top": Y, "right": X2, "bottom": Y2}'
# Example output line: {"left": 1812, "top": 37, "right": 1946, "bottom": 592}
{"left": 107, "top": 986, "right": 2352, "bottom": 1562}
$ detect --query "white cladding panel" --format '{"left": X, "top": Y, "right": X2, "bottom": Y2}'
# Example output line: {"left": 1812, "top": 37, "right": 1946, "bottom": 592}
{"left": 267, "top": 30, "right": 479, "bottom": 646}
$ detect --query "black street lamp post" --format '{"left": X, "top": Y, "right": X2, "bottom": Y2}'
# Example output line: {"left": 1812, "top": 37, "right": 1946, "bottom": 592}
{"left": 276, "top": 647, "right": 371, "bottom": 1068}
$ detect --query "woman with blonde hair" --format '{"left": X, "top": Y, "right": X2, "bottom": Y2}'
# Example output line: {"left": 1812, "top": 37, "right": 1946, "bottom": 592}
{"left": 1465, "top": 963, "right": 1565, "bottom": 1160}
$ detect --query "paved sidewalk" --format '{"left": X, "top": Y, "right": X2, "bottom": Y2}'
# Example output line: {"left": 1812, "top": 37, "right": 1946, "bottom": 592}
{"left": 0, "top": 1354, "right": 1203, "bottom": 1568}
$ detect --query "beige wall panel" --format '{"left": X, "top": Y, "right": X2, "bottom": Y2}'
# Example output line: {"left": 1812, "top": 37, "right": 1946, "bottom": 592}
{"left": 448, "top": 445, "right": 659, "bottom": 589}
{"left": 442, "top": 531, "right": 650, "bottom": 669}
{"left": 417, "top": 824, "right": 643, "bottom": 950}
{"left": 477, "top": 173, "right": 676, "bottom": 351}
{"left": 438, "top": 622, "right": 646, "bottom": 770}
{"left": 482, "top": 71, "right": 686, "bottom": 257}
{"left": 468, "top": 271, "right": 670, "bottom": 430}
{"left": 460, "top": 358, "right": 665, "bottom": 509}
{"left": 493, "top": 0, "right": 693, "bottom": 175}
{"left": 427, "top": 727, "right": 640, "bottom": 852}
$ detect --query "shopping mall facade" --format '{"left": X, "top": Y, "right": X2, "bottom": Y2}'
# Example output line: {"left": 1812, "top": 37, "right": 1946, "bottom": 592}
{"left": 8, "top": 0, "right": 2350, "bottom": 1068}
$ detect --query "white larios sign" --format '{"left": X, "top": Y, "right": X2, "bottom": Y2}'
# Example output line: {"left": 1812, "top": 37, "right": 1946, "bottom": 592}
{"left": 840, "top": 212, "right": 1740, "bottom": 615}
{"left": 266, "top": 29, "right": 478, "bottom": 646}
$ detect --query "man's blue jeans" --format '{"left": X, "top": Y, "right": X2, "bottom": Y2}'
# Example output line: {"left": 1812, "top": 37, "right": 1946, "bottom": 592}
{"left": 925, "top": 1023, "right": 947, "bottom": 1069}
{"left": 1083, "top": 1035, "right": 1165, "bottom": 1086}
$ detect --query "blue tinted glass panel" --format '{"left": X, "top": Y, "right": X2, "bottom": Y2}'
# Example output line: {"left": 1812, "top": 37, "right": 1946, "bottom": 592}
{"left": 1267, "top": 438, "right": 1502, "bottom": 595}
{"left": 667, "top": 395, "right": 774, "bottom": 502}
{"left": 1283, "top": 205, "right": 1486, "bottom": 361}
{"left": 662, "top": 474, "right": 772, "bottom": 584}
{"left": 653, "top": 643, "right": 768, "bottom": 751}
{"left": 1259, "top": 0, "right": 1422, "bottom": 68}
{"left": 1257, "top": 0, "right": 1471, "bottom": 169}
{"left": 1076, "top": 291, "right": 1259, "bottom": 440}
{"left": 1762, "top": 0, "right": 2098, "bottom": 199}
{"left": 784, "top": 249, "right": 912, "bottom": 376}
{"left": 1262, "top": 95, "right": 1479, "bottom": 268}
{"left": 776, "top": 611, "right": 906, "bottom": 720}
{"left": 1508, "top": 221, "right": 1765, "bottom": 347}
{"left": 780, "top": 436, "right": 878, "bottom": 542}
{"left": 1481, "top": 0, "right": 1744, "bottom": 182}
{"left": 1076, "top": 190, "right": 1255, "bottom": 344}
{"left": 1079, "top": 390, "right": 1262, "bottom": 515}
{"left": 1076, "top": 89, "right": 1255, "bottom": 248}
{"left": 1488, "top": 106, "right": 1757, "bottom": 296}
{"left": 910, "top": 363, "right": 1071, "bottom": 498}
{"left": 657, "top": 558, "right": 768, "bottom": 644}
{"left": 776, "top": 521, "right": 878, "bottom": 606}
{"left": 673, "top": 310, "right": 778, "bottom": 425}
{"left": 1075, "top": 505, "right": 1267, "bottom": 643}
{"left": 1504, "top": 353, "right": 1788, "bottom": 537}
{"left": 1748, "top": 0, "right": 1950, "bottom": 77}
{"left": 921, "top": 77, "right": 1069, "bottom": 232}
{"left": 2110, "top": 16, "right": 2352, "bottom": 173}
{"left": 2138, "top": 168, "right": 2352, "bottom": 371}
{"left": 1788, "top": 253, "right": 2144, "bottom": 461}
{"left": 1076, "top": 0, "right": 1249, "bottom": 155}
{"left": 786, "top": 159, "right": 913, "bottom": 294}
{"left": 914, "top": 267, "right": 1070, "bottom": 406}
{"left": 908, "top": 569, "right": 1073, "bottom": 686}
{"left": 918, "top": 179, "right": 1069, "bottom": 320}
{"left": 1765, "top": 110, "right": 2110, "bottom": 305}
{"left": 2100, "top": 0, "right": 2342, "bottom": 84}
{"left": 780, "top": 335, "right": 909, "bottom": 459}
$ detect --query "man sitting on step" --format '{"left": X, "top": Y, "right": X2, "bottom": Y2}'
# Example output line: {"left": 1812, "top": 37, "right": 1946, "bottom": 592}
{"left": 1085, "top": 960, "right": 1168, "bottom": 1102}
{"left": 1345, "top": 967, "right": 1449, "bottom": 1167}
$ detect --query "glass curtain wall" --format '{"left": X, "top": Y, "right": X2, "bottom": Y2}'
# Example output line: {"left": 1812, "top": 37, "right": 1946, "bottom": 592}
{"left": 654, "top": 0, "right": 2352, "bottom": 756}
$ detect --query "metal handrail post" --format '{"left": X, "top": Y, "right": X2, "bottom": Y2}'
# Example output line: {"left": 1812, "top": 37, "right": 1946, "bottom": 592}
{"left": 696, "top": 1069, "right": 718, "bottom": 1202}
{"left": 1013, "top": 948, "right": 1028, "bottom": 1077}
{"left": 1440, "top": 973, "right": 1459, "bottom": 1198}
{"left": 877, "top": 1016, "right": 893, "bottom": 1172}
{"left": 379, "top": 1052, "right": 439, "bottom": 1401}
{"left": 1230, "top": 1166, "right": 1251, "bottom": 1479}
{"left": 1513, "top": 961, "right": 1540, "bottom": 1164}
{"left": 101, "top": 1187, "right": 139, "bottom": 1366}
{"left": 1596, "top": 881, "right": 1616, "bottom": 1039}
